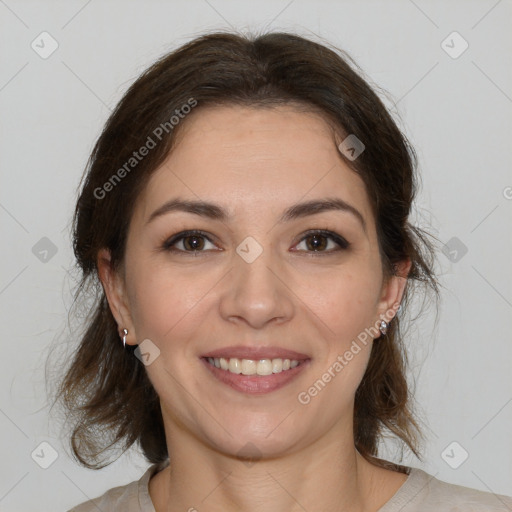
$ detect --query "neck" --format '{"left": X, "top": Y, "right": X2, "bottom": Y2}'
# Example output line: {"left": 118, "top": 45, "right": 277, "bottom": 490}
{"left": 149, "top": 420, "right": 406, "bottom": 512}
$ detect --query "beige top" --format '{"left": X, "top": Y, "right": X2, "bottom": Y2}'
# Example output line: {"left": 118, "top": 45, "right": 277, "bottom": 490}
{"left": 69, "top": 462, "right": 512, "bottom": 512}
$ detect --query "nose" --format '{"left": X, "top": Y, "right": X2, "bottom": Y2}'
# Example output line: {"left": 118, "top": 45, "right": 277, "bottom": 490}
{"left": 218, "top": 247, "right": 295, "bottom": 329}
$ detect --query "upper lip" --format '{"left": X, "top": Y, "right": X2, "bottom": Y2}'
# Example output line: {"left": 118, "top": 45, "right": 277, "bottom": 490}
{"left": 201, "top": 346, "right": 310, "bottom": 361}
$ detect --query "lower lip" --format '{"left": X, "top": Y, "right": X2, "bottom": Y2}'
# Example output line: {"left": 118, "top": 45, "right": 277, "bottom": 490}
{"left": 201, "top": 358, "right": 310, "bottom": 394}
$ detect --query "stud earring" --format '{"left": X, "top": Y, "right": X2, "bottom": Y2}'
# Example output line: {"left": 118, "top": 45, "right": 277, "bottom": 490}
{"left": 379, "top": 320, "right": 388, "bottom": 336}
{"left": 121, "top": 328, "right": 128, "bottom": 348}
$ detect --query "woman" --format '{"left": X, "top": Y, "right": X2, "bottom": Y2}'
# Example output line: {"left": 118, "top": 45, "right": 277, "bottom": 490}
{"left": 58, "top": 31, "right": 512, "bottom": 511}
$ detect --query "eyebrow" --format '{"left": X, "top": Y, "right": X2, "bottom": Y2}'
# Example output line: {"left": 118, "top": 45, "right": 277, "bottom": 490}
{"left": 147, "top": 197, "right": 366, "bottom": 232}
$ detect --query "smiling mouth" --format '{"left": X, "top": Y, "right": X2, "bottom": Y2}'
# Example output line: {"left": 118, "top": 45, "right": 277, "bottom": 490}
{"left": 205, "top": 356, "right": 304, "bottom": 375}
{"left": 201, "top": 356, "right": 311, "bottom": 394}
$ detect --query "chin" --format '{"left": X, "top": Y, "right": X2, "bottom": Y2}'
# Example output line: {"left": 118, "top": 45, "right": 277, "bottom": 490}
{"left": 197, "top": 410, "right": 315, "bottom": 462}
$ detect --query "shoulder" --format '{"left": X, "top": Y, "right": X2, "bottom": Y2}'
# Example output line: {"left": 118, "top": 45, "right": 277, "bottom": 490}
{"left": 382, "top": 467, "right": 512, "bottom": 512}
{"left": 67, "top": 462, "right": 167, "bottom": 512}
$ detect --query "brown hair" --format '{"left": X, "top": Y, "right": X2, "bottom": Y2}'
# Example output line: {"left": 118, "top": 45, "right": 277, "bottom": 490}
{"left": 52, "top": 30, "right": 439, "bottom": 470}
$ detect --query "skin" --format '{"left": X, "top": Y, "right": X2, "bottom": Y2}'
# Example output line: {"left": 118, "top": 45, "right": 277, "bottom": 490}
{"left": 98, "top": 105, "right": 412, "bottom": 512}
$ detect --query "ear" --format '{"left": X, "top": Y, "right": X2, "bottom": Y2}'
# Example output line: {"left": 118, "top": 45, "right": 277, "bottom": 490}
{"left": 374, "top": 258, "right": 412, "bottom": 338}
{"left": 97, "top": 248, "right": 137, "bottom": 346}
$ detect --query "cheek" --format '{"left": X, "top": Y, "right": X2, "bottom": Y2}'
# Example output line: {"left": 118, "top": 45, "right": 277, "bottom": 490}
{"left": 304, "top": 267, "right": 381, "bottom": 339}
{"left": 298, "top": 263, "right": 380, "bottom": 392}
{"left": 125, "top": 258, "right": 220, "bottom": 343}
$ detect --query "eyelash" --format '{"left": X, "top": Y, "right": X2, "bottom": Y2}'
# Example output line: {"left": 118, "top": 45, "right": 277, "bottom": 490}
{"left": 161, "top": 229, "right": 350, "bottom": 256}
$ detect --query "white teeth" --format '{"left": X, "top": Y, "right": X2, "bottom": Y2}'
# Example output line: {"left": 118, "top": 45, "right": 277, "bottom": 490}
{"left": 272, "top": 358, "right": 282, "bottom": 373}
{"left": 241, "top": 359, "right": 257, "bottom": 375}
{"left": 208, "top": 357, "right": 302, "bottom": 375}
{"left": 257, "top": 359, "right": 273, "bottom": 375}
{"left": 228, "top": 358, "right": 242, "bottom": 374}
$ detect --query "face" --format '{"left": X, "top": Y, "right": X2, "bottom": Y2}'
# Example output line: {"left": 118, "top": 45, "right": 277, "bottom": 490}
{"left": 100, "top": 105, "right": 407, "bottom": 459}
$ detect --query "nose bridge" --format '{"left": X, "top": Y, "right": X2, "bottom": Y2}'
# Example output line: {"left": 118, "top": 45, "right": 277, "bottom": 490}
{"left": 219, "top": 238, "right": 294, "bottom": 328}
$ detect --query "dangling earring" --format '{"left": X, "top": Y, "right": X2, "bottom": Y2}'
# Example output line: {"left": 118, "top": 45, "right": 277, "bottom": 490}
{"left": 379, "top": 320, "right": 388, "bottom": 336}
{"left": 122, "top": 328, "right": 128, "bottom": 348}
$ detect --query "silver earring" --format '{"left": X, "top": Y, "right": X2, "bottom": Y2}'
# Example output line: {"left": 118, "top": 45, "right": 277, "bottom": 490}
{"left": 122, "top": 328, "right": 128, "bottom": 348}
{"left": 379, "top": 320, "right": 388, "bottom": 336}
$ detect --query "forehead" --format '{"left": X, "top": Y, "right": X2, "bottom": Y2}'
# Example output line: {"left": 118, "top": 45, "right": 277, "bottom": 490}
{"left": 136, "top": 105, "right": 373, "bottom": 228}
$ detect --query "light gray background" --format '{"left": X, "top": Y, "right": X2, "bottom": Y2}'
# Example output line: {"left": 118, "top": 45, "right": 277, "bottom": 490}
{"left": 1, "top": 1, "right": 511, "bottom": 510}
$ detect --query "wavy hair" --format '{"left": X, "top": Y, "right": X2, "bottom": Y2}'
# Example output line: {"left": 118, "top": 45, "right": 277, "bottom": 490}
{"left": 52, "top": 30, "right": 440, "bottom": 470}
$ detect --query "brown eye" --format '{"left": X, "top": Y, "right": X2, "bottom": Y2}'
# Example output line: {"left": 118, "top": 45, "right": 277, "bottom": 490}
{"left": 293, "top": 230, "right": 349, "bottom": 253}
{"left": 162, "top": 230, "right": 217, "bottom": 253}
{"left": 304, "top": 234, "right": 328, "bottom": 251}
{"left": 182, "top": 235, "right": 206, "bottom": 251}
